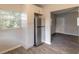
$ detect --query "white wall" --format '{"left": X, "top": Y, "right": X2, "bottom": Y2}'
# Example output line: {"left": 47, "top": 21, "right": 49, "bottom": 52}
{"left": 0, "top": 29, "right": 22, "bottom": 53}
{"left": 43, "top": 11, "right": 51, "bottom": 44}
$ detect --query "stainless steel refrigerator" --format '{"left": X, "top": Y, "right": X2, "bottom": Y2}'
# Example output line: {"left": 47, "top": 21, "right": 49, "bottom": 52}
{"left": 34, "top": 13, "right": 42, "bottom": 46}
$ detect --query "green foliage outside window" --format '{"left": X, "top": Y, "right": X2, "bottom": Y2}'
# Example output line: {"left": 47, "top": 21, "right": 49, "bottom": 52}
{"left": 0, "top": 10, "right": 21, "bottom": 29}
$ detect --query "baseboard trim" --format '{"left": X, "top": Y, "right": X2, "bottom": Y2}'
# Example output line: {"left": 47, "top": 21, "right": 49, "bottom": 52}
{"left": 52, "top": 33, "right": 79, "bottom": 37}
{"left": 0, "top": 44, "right": 22, "bottom": 54}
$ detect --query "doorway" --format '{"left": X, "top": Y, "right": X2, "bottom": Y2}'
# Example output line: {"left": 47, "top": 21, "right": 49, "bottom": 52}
{"left": 50, "top": 7, "right": 79, "bottom": 53}
{"left": 51, "top": 7, "right": 79, "bottom": 42}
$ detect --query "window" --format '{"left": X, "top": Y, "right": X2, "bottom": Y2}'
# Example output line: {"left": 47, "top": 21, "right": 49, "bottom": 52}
{"left": 0, "top": 9, "right": 21, "bottom": 29}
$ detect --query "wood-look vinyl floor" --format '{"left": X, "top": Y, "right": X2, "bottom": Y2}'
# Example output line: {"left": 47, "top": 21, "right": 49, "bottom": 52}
{"left": 5, "top": 44, "right": 59, "bottom": 54}
{"left": 5, "top": 33, "right": 79, "bottom": 54}
{"left": 51, "top": 33, "right": 79, "bottom": 54}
